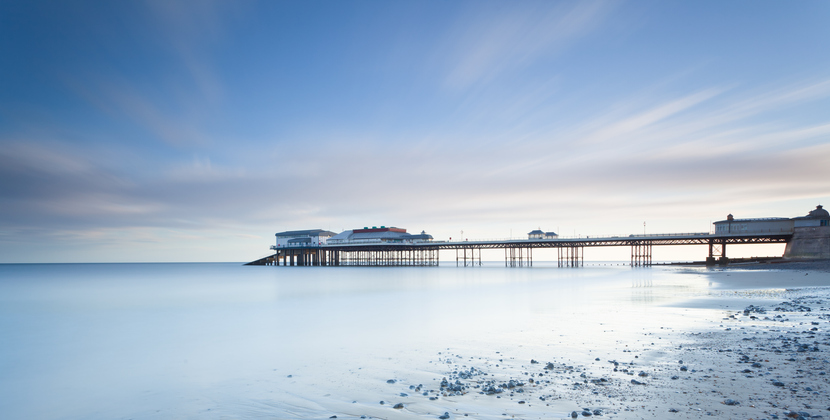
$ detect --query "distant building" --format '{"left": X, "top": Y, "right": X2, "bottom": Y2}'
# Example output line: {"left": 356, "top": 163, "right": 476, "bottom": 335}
{"left": 273, "top": 229, "right": 337, "bottom": 248}
{"left": 528, "top": 229, "right": 558, "bottom": 240}
{"left": 711, "top": 205, "right": 830, "bottom": 259}
{"left": 528, "top": 229, "right": 544, "bottom": 239}
{"left": 712, "top": 214, "right": 793, "bottom": 235}
{"left": 792, "top": 205, "right": 830, "bottom": 228}
{"left": 785, "top": 205, "right": 830, "bottom": 259}
{"left": 327, "top": 226, "right": 434, "bottom": 245}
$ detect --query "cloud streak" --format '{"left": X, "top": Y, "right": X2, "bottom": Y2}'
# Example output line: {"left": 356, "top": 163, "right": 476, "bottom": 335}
{"left": 441, "top": 1, "right": 614, "bottom": 89}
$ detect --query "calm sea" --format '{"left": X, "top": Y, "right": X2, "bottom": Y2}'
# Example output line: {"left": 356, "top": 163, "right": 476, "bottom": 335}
{"left": 0, "top": 262, "right": 719, "bottom": 419}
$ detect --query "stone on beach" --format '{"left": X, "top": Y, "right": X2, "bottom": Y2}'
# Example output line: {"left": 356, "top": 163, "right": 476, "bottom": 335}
{"left": 419, "top": 272, "right": 830, "bottom": 420}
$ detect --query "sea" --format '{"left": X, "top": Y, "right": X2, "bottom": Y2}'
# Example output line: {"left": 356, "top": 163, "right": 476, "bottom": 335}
{"left": 0, "top": 262, "right": 745, "bottom": 419}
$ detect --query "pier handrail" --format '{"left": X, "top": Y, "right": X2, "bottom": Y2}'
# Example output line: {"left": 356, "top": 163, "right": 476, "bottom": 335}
{"left": 438, "top": 232, "right": 712, "bottom": 242}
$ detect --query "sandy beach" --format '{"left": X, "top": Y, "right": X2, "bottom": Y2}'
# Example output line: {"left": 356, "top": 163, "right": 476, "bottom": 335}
{"left": 361, "top": 266, "right": 830, "bottom": 420}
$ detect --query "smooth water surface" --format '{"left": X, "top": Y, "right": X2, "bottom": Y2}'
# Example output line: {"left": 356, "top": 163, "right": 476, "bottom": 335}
{"left": 0, "top": 262, "right": 717, "bottom": 419}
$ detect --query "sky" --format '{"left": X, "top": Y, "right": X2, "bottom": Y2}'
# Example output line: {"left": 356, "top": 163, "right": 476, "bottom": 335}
{"left": 1, "top": 1, "right": 829, "bottom": 263}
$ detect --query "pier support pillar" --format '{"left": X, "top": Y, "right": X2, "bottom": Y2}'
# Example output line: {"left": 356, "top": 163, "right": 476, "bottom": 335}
{"left": 457, "top": 247, "right": 482, "bottom": 267}
{"left": 557, "top": 246, "right": 582, "bottom": 267}
{"left": 505, "top": 246, "right": 531, "bottom": 267}
{"left": 707, "top": 240, "right": 727, "bottom": 266}
{"left": 630, "top": 242, "right": 653, "bottom": 267}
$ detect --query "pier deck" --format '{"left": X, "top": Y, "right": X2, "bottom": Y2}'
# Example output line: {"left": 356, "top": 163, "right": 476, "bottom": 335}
{"left": 248, "top": 232, "right": 792, "bottom": 267}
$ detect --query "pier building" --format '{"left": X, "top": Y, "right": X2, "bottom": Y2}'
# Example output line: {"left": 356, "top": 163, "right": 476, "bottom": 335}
{"left": 528, "top": 229, "right": 558, "bottom": 240}
{"left": 262, "top": 227, "right": 438, "bottom": 267}
{"left": 274, "top": 229, "right": 337, "bottom": 248}
{"left": 327, "top": 227, "right": 433, "bottom": 245}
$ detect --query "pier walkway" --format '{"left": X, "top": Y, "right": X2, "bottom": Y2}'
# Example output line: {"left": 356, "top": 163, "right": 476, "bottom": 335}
{"left": 247, "top": 232, "right": 792, "bottom": 267}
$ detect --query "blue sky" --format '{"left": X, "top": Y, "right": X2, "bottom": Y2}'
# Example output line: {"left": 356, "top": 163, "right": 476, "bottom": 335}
{"left": 1, "top": 1, "right": 829, "bottom": 262}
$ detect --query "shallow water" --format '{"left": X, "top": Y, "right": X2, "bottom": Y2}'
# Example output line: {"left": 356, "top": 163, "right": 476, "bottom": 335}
{"left": 0, "top": 262, "right": 722, "bottom": 419}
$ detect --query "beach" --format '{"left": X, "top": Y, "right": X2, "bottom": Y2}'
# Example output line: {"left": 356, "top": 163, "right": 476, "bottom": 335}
{"left": 0, "top": 262, "right": 828, "bottom": 419}
{"left": 308, "top": 267, "right": 830, "bottom": 420}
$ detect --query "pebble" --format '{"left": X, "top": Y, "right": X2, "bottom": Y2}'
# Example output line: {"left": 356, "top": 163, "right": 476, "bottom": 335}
{"left": 439, "top": 413, "right": 450, "bottom": 419}
{"left": 393, "top": 403, "right": 404, "bottom": 409}
{"left": 413, "top": 294, "right": 830, "bottom": 420}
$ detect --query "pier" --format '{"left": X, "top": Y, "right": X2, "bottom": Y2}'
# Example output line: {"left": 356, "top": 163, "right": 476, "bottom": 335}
{"left": 247, "top": 232, "right": 792, "bottom": 267}
{"left": 248, "top": 206, "right": 830, "bottom": 267}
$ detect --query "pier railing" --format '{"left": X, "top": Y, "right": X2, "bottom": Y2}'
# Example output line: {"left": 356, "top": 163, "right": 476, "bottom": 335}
{"left": 441, "top": 232, "right": 712, "bottom": 242}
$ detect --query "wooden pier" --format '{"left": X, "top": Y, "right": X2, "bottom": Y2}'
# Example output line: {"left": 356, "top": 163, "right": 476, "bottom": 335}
{"left": 247, "top": 232, "right": 792, "bottom": 267}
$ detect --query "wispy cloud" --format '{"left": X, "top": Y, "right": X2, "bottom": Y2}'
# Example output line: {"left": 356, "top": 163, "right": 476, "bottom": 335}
{"left": 441, "top": 1, "right": 614, "bottom": 89}
{"left": 143, "top": 0, "right": 236, "bottom": 105}
{"left": 56, "top": 1, "right": 242, "bottom": 148}
{"left": 577, "top": 87, "right": 725, "bottom": 146}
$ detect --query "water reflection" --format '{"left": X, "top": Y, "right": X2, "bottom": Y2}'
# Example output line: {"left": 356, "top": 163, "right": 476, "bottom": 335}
{"left": 0, "top": 262, "right": 716, "bottom": 419}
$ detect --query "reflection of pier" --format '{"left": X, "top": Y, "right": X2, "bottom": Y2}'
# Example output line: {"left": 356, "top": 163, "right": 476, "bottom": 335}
{"left": 247, "top": 232, "right": 792, "bottom": 267}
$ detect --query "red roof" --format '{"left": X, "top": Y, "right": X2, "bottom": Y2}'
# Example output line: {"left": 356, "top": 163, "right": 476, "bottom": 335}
{"left": 353, "top": 227, "right": 407, "bottom": 234}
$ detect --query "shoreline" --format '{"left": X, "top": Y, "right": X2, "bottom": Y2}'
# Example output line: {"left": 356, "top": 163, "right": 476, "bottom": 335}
{"left": 671, "top": 259, "right": 830, "bottom": 273}
{"left": 358, "top": 267, "right": 830, "bottom": 419}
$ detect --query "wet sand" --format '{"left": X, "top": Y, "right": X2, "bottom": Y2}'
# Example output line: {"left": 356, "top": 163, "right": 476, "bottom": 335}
{"left": 351, "top": 265, "right": 830, "bottom": 419}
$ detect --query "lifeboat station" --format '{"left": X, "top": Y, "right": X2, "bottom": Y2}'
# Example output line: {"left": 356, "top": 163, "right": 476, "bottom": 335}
{"left": 249, "top": 206, "right": 830, "bottom": 267}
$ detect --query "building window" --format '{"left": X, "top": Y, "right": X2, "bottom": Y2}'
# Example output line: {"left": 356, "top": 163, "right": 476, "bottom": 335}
{"left": 821, "top": 220, "right": 828, "bottom": 227}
